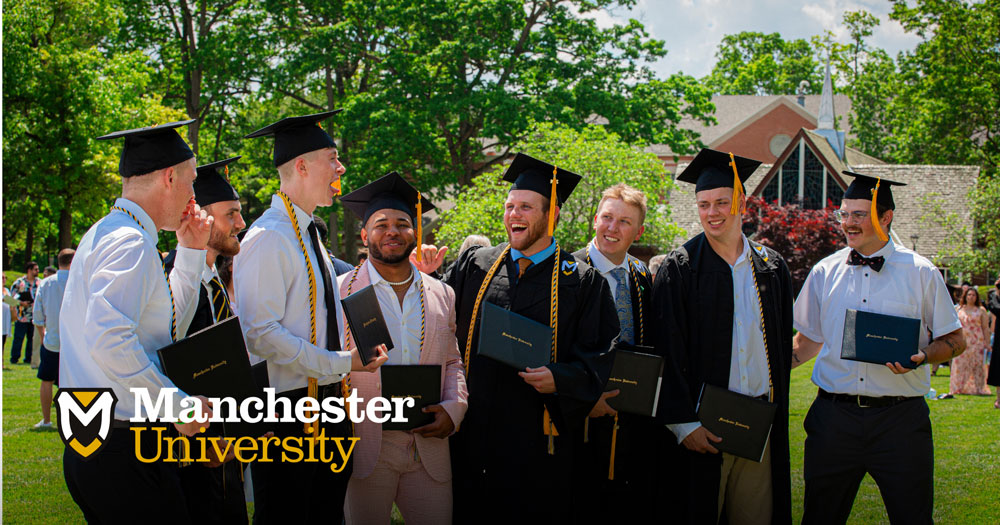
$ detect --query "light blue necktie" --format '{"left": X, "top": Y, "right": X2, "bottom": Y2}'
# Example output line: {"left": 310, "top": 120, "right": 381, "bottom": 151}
{"left": 611, "top": 267, "right": 634, "bottom": 345}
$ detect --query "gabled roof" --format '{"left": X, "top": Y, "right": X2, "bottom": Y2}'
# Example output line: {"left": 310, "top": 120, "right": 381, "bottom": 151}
{"left": 753, "top": 129, "right": 885, "bottom": 194}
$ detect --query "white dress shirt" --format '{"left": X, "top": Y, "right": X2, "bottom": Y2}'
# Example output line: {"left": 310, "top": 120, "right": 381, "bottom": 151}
{"left": 357, "top": 261, "right": 423, "bottom": 366}
{"left": 235, "top": 194, "right": 350, "bottom": 394}
{"left": 794, "top": 239, "right": 961, "bottom": 397}
{"left": 33, "top": 270, "right": 69, "bottom": 351}
{"left": 586, "top": 240, "right": 630, "bottom": 301}
{"left": 175, "top": 263, "right": 222, "bottom": 337}
{"left": 667, "top": 235, "right": 769, "bottom": 443}
{"left": 60, "top": 198, "right": 206, "bottom": 420}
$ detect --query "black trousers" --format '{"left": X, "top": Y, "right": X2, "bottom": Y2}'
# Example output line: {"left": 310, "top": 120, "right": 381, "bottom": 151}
{"left": 802, "top": 395, "right": 933, "bottom": 525}
{"left": 64, "top": 424, "right": 191, "bottom": 525}
{"left": 11, "top": 321, "right": 33, "bottom": 363}
{"left": 178, "top": 459, "right": 248, "bottom": 524}
{"left": 251, "top": 385, "right": 353, "bottom": 524}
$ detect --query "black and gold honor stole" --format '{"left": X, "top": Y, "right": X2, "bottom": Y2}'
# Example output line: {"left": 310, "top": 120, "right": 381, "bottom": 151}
{"left": 341, "top": 261, "right": 427, "bottom": 423}
{"left": 276, "top": 190, "right": 326, "bottom": 436}
{"left": 465, "top": 241, "right": 563, "bottom": 454}
{"left": 749, "top": 248, "right": 775, "bottom": 404}
{"left": 584, "top": 243, "right": 646, "bottom": 479}
{"left": 110, "top": 206, "right": 176, "bottom": 342}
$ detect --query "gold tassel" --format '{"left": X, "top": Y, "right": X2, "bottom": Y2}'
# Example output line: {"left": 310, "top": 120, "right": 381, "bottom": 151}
{"left": 728, "top": 152, "right": 744, "bottom": 215}
{"left": 224, "top": 165, "right": 229, "bottom": 179}
{"left": 583, "top": 417, "right": 590, "bottom": 443}
{"left": 543, "top": 408, "right": 558, "bottom": 455}
{"left": 547, "top": 166, "right": 559, "bottom": 236}
{"left": 331, "top": 178, "right": 341, "bottom": 196}
{"left": 304, "top": 378, "right": 319, "bottom": 436}
{"left": 608, "top": 414, "right": 619, "bottom": 480}
{"left": 870, "top": 178, "right": 888, "bottom": 242}
{"left": 415, "top": 192, "right": 423, "bottom": 262}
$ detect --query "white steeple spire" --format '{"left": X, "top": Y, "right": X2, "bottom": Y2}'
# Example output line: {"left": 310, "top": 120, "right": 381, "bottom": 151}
{"left": 817, "top": 57, "right": 835, "bottom": 130}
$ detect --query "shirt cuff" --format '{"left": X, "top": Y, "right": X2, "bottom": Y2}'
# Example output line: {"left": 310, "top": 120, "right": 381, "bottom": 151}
{"left": 666, "top": 421, "right": 702, "bottom": 444}
{"left": 327, "top": 349, "right": 353, "bottom": 377}
{"left": 173, "top": 246, "right": 207, "bottom": 274}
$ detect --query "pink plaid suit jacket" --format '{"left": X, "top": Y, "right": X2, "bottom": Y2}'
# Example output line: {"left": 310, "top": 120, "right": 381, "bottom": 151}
{"left": 338, "top": 263, "right": 468, "bottom": 482}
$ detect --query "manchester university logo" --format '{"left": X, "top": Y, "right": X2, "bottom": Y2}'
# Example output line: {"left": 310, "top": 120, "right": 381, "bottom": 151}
{"left": 56, "top": 388, "right": 118, "bottom": 459}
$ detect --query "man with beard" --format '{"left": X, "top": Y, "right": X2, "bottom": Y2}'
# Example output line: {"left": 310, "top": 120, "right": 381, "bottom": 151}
{"left": 653, "top": 148, "right": 794, "bottom": 524}
{"left": 337, "top": 173, "right": 468, "bottom": 524}
{"left": 60, "top": 120, "right": 215, "bottom": 523}
{"left": 237, "top": 111, "right": 387, "bottom": 523}
{"left": 792, "top": 172, "right": 964, "bottom": 524}
{"left": 570, "top": 183, "right": 672, "bottom": 523}
{"left": 163, "top": 156, "right": 249, "bottom": 524}
{"left": 440, "top": 153, "right": 619, "bottom": 524}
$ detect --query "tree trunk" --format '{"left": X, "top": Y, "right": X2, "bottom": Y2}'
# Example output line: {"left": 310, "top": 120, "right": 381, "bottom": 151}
{"left": 24, "top": 224, "right": 34, "bottom": 267}
{"left": 58, "top": 206, "right": 73, "bottom": 249}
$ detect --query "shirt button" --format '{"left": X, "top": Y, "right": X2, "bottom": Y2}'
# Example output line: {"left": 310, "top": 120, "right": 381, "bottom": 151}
{"left": 740, "top": 348, "right": 745, "bottom": 353}
{"left": 863, "top": 299, "right": 867, "bottom": 303}
{"left": 859, "top": 378, "right": 864, "bottom": 382}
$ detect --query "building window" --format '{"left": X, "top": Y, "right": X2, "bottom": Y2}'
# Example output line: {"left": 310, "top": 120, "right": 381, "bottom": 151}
{"left": 769, "top": 140, "right": 845, "bottom": 210}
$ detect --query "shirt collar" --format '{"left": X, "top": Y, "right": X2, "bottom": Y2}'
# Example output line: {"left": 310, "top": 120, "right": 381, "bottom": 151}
{"left": 367, "top": 260, "right": 422, "bottom": 289}
{"left": 731, "top": 235, "right": 752, "bottom": 270}
{"left": 56, "top": 270, "right": 69, "bottom": 282}
{"left": 871, "top": 238, "right": 896, "bottom": 260}
{"left": 586, "top": 239, "right": 629, "bottom": 275}
{"left": 201, "top": 264, "right": 218, "bottom": 284}
{"left": 510, "top": 238, "right": 557, "bottom": 265}
{"left": 270, "top": 193, "right": 313, "bottom": 238}
{"left": 113, "top": 198, "right": 157, "bottom": 242}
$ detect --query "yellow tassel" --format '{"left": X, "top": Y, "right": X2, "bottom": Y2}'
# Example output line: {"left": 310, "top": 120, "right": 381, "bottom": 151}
{"left": 224, "top": 165, "right": 229, "bottom": 179}
{"left": 728, "top": 152, "right": 744, "bottom": 215}
{"left": 583, "top": 417, "right": 590, "bottom": 443}
{"left": 608, "top": 414, "right": 619, "bottom": 480}
{"left": 331, "top": 178, "right": 341, "bottom": 196}
{"left": 870, "top": 178, "right": 888, "bottom": 242}
{"left": 543, "top": 408, "right": 558, "bottom": 455}
{"left": 304, "top": 378, "right": 319, "bottom": 437}
{"left": 416, "top": 192, "right": 423, "bottom": 262}
{"left": 547, "top": 166, "right": 559, "bottom": 236}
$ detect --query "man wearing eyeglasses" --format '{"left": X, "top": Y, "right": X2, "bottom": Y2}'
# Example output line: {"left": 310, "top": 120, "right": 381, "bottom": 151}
{"left": 792, "top": 172, "right": 965, "bottom": 524}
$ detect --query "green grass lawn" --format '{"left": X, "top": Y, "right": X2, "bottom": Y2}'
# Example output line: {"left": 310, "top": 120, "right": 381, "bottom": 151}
{"left": 3, "top": 331, "right": 999, "bottom": 523}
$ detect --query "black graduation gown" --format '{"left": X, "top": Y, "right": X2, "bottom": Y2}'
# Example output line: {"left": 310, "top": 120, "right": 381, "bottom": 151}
{"left": 568, "top": 249, "right": 678, "bottom": 521}
{"left": 163, "top": 251, "right": 248, "bottom": 525}
{"left": 445, "top": 243, "right": 619, "bottom": 524}
{"left": 652, "top": 233, "right": 793, "bottom": 525}
{"left": 986, "top": 288, "right": 1000, "bottom": 386}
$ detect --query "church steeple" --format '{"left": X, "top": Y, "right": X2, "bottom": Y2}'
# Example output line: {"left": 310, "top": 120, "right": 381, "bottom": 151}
{"left": 817, "top": 57, "right": 835, "bottom": 130}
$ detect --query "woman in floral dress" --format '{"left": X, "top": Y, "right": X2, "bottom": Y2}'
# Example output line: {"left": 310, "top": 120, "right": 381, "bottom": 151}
{"left": 949, "top": 288, "right": 992, "bottom": 395}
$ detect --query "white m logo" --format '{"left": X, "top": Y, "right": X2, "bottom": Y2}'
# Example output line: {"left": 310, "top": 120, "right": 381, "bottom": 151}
{"left": 56, "top": 389, "right": 118, "bottom": 459}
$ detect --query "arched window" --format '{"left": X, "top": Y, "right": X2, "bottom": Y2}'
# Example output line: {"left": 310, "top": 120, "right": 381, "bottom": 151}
{"left": 759, "top": 140, "right": 845, "bottom": 209}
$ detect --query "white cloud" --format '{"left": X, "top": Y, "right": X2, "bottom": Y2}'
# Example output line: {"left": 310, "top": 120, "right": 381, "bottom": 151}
{"left": 623, "top": 0, "right": 923, "bottom": 79}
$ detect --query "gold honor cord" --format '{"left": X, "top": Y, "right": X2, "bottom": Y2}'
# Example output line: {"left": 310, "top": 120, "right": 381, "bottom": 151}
{"left": 464, "top": 242, "right": 562, "bottom": 454}
{"left": 110, "top": 206, "right": 176, "bottom": 342}
{"left": 728, "top": 152, "right": 744, "bottom": 216}
{"left": 415, "top": 193, "right": 423, "bottom": 262}
{"left": 342, "top": 262, "right": 427, "bottom": 428}
{"left": 870, "top": 177, "right": 889, "bottom": 242}
{"left": 585, "top": 245, "right": 645, "bottom": 479}
{"left": 275, "top": 191, "right": 321, "bottom": 436}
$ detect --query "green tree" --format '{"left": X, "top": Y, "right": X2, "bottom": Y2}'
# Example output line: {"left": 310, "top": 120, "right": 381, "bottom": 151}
{"left": 703, "top": 32, "right": 821, "bottom": 95}
{"left": 842, "top": 10, "right": 879, "bottom": 82}
{"left": 2, "top": 0, "right": 182, "bottom": 265}
{"left": 435, "top": 122, "right": 683, "bottom": 255}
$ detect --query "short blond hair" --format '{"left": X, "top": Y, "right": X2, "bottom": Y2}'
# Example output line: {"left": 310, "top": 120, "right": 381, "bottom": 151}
{"left": 597, "top": 183, "right": 647, "bottom": 224}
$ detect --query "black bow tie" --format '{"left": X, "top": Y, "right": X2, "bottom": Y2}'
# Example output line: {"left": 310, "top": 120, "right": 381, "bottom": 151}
{"left": 847, "top": 250, "right": 885, "bottom": 272}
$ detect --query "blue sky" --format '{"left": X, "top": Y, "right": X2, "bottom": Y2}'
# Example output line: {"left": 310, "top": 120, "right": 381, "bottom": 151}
{"left": 586, "top": 0, "right": 923, "bottom": 79}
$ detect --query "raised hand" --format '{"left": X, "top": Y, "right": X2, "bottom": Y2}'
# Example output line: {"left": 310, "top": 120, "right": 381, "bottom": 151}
{"left": 176, "top": 197, "right": 214, "bottom": 250}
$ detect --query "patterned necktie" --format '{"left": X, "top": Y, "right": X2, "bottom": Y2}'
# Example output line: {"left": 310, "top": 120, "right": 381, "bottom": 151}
{"left": 307, "top": 222, "right": 342, "bottom": 352}
{"left": 611, "top": 267, "right": 634, "bottom": 345}
{"left": 517, "top": 258, "right": 532, "bottom": 278}
{"left": 208, "top": 277, "right": 233, "bottom": 322}
{"left": 847, "top": 249, "right": 885, "bottom": 272}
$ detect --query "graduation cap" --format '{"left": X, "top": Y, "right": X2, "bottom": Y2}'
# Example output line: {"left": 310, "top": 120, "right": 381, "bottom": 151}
{"left": 842, "top": 171, "right": 907, "bottom": 242}
{"left": 502, "top": 153, "right": 582, "bottom": 235}
{"left": 341, "top": 172, "right": 435, "bottom": 261}
{"left": 676, "top": 148, "right": 762, "bottom": 215}
{"left": 243, "top": 110, "right": 341, "bottom": 167}
{"left": 193, "top": 156, "right": 241, "bottom": 207}
{"left": 96, "top": 120, "right": 196, "bottom": 177}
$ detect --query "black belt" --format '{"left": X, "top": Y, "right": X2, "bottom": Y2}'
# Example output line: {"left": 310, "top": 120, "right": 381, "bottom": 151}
{"left": 818, "top": 388, "right": 921, "bottom": 408}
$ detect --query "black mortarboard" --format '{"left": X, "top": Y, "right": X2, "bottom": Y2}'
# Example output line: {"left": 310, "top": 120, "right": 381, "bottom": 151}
{"left": 194, "top": 156, "right": 241, "bottom": 207}
{"left": 502, "top": 153, "right": 582, "bottom": 206}
{"left": 243, "top": 110, "right": 341, "bottom": 167}
{"left": 96, "top": 120, "right": 196, "bottom": 177}
{"left": 341, "top": 172, "right": 434, "bottom": 225}
{"left": 842, "top": 171, "right": 905, "bottom": 210}
{"left": 676, "top": 148, "right": 762, "bottom": 193}
{"left": 341, "top": 172, "right": 435, "bottom": 261}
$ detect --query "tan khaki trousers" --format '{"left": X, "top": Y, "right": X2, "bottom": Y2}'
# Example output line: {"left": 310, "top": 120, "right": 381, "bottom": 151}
{"left": 717, "top": 438, "right": 773, "bottom": 524}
